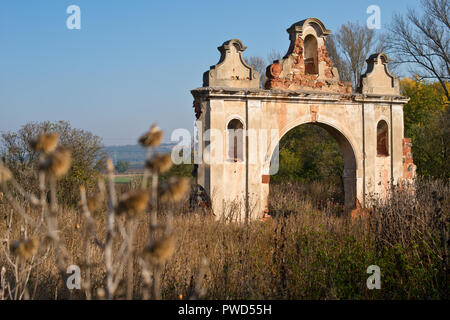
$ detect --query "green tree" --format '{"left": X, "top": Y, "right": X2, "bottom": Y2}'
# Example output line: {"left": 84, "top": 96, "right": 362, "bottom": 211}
{"left": 401, "top": 78, "right": 449, "bottom": 179}
{"left": 1, "top": 121, "right": 106, "bottom": 205}
{"left": 115, "top": 161, "right": 129, "bottom": 174}
{"left": 271, "top": 124, "right": 344, "bottom": 188}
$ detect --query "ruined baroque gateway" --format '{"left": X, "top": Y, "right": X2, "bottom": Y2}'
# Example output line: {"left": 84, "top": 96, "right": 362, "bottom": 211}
{"left": 191, "top": 18, "right": 416, "bottom": 220}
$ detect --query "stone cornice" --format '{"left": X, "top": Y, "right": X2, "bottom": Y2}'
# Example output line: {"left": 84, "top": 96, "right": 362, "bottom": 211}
{"left": 191, "top": 87, "right": 409, "bottom": 104}
{"left": 353, "top": 94, "right": 410, "bottom": 104}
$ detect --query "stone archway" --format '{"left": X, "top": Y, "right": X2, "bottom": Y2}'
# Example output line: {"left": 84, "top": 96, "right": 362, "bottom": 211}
{"left": 191, "top": 18, "right": 415, "bottom": 221}
{"left": 265, "top": 120, "right": 357, "bottom": 212}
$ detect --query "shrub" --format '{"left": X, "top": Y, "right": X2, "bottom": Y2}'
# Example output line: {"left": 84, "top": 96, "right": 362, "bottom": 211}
{"left": 1, "top": 121, "right": 106, "bottom": 205}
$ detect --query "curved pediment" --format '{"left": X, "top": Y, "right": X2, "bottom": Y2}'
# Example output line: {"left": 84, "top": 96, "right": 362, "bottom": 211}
{"left": 359, "top": 53, "right": 400, "bottom": 95}
{"left": 287, "top": 18, "right": 332, "bottom": 38}
{"left": 203, "top": 39, "right": 260, "bottom": 89}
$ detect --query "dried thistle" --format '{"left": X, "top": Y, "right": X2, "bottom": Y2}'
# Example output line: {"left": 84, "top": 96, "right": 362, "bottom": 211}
{"left": 0, "top": 164, "right": 12, "bottom": 184}
{"left": 138, "top": 125, "right": 163, "bottom": 148}
{"left": 117, "top": 190, "right": 149, "bottom": 218}
{"left": 87, "top": 193, "right": 103, "bottom": 213}
{"left": 30, "top": 132, "right": 59, "bottom": 153}
{"left": 142, "top": 234, "right": 175, "bottom": 265}
{"left": 146, "top": 153, "right": 173, "bottom": 174}
{"left": 10, "top": 237, "right": 40, "bottom": 259}
{"left": 96, "top": 288, "right": 106, "bottom": 299}
{"left": 159, "top": 177, "right": 190, "bottom": 203}
{"left": 39, "top": 147, "right": 72, "bottom": 178}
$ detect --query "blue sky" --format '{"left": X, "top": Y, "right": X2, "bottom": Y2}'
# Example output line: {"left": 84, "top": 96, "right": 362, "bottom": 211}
{"left": 0, "top": 0, "right": 420, "bottom": 145}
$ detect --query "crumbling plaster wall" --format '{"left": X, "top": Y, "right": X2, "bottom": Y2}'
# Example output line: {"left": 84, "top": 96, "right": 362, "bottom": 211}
{"left": 191, "top": 18, "right": 413, "bottom": 220}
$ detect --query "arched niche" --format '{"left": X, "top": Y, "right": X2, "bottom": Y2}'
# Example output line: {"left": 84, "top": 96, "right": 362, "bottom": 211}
{"left": 227, "top": 119, "right": 244, "bottom": 162}
{"left": 377, "top": 120, "right": 389, "bottom": 157}
{"left": 304, "top": 34, "right": 318, "bottom": 75}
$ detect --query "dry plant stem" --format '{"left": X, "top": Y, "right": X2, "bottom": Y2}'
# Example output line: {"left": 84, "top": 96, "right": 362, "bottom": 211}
{"left": 189, "top": 258, "right": 209, "bottom": 300}
{"left": 0, "top": 184, "right": 40, "bottom": 300}
{"left": 79, "top": 188, "right": 104, "bottom": 249}
{"left": 2, "top": 191, "right": 29, "bottom": 227}
{"left": 79, "top": 188, "right": 92, "bottom": 300}
{"left": 142, "top": 147, "right": 152, "bottom": 190}
{"left": 0, "top": 267, "right": 5, "bottom": 300}
{"left": 39, "top": 157, "right": 47, "bottom": 223}
{"left": 18, "top": 257, "right": 35, "bottom": 300}
{"left": 439, "top": 206, "right": 449, "bottom": 299}
{"left": 31, "top": 261, "right": 40, "bottom": 300}
{"left": 105, "top": 162, "right": 117, "bottom": 300}
{"left": 152, "top": 265, "right": 162, "bottom": 300}
{"left": 113, "top": 225, "right": 131, "bottom": 269}
{"left": 150, "top": 172, "right": 158, "bottom": 245}
{"left": 7, "top": 178, "right": 40, "bottom": 207}
{"left": 12, "top": 258, "right": 20, "bottom": 300}
{"left": 5, "top": 255, "right": 36, "bottom": 300}
{"left": 48, "top": 176, "right": 69, "bottom": 295}
{"left": 0, "top": 211, "right": 17, "bottom": 299}
{"left": 139, "top": 258, "right": 152, "bottom": 300}
{"left": 149, "top": 170, "right": 161, "bottom": 300}
{"left": 0, "top": 161, "right": 39, "bottom": 207}
{"left": 108, "top": 220, "right": 135, "bottom": 297}
{"left": 126, "top": 221, "right": 135, "bottom": 300}
{"left": 165, "top": 210, "right": 173, "bottom": 235}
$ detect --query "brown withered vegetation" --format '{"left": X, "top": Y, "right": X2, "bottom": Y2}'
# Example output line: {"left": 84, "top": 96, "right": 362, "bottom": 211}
{"left": 0, "top": 126, "right": 448, "bottom": 300}
{"left": 30, "top": 133, "right": 59, "bottom": 154}
{"left": 145, "top": 153, "right": 173, "bottom": 174}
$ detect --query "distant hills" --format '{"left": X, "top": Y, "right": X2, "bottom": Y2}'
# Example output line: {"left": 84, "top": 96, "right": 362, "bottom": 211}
{"left": 104, "top": 143, "right": 176, "bottom": 166}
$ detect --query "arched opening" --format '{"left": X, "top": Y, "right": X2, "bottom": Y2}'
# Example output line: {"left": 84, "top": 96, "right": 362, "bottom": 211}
{"left": 377, "top": 120, "right": 389, "bottom": 156}
{"left": 267, "top": 122, "right": 357, "bottom": 215}
{"left": 304, "top": 35, "right": 318, "bottom": 75}
{"left": 227, "top": 119, "right": 244, "bottom": 162}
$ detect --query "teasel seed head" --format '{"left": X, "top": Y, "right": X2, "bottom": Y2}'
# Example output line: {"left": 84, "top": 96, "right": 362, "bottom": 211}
{"left": 138, "top": 125, "right": 163, "bottom": 148}
{"left": 159, "top": 177, "right": 190, "bottom": 203}
{"left": 87, "top": 193, "right": 103, "bottom": 213}
{"left": 146, "top": 153, "right": 173, "bottom": 174}
{"left": 0, "top": 163, "right": 12, "bottom": 184}
{"left": 97, "top": 288, "right": 106, "bottom": 299}
{"left": 30, "top": 132, "right": 59, "bottom": 153}
{"left": 143, "top": 234, "right": 175, "bottom": 265}
{"left": 117, "top": 190, "right": 149, "bottom": 218}
{"left": 39, "top": 147, "right": 72, "bottom": 179}
{"left": 10, "top": 237, "right": 40, "bottom": 259}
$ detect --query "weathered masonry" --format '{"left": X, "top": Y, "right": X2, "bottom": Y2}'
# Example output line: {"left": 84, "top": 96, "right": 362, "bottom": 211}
{"left": 191, "top": 18, "right": 416, "bottom": 220}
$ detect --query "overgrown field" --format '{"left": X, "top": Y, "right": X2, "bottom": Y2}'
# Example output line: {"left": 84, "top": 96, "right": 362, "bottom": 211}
{"left": 0, "top": 178, "right": 448, "bottom": 300}
{"left": 0, "top": 127, "right": 448, "bottom": 300}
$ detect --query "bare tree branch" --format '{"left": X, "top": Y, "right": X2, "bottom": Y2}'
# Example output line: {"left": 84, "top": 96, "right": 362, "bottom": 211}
{"left": 335, "top": 22, "right": 376, "bottom": 89}
{"left": 386, "top": 0, "right": 449, "bottom": 100}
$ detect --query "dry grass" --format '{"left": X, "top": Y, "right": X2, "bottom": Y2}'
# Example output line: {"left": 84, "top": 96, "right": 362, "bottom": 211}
{"left": 0, "top": 179, "right": 448, "bottom": 300}
{"left": 0, "top": 128, "right": 448, "bottom": 300}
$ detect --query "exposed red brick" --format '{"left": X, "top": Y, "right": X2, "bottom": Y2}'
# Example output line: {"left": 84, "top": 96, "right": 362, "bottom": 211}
{"left": 270, "top": 63, "right": 283, "bottom": 78}
{"left": 265, "top": 37, "right": 352, "bottom": 93}
{"left": 402, "top": 137, "right": 416, "bottom": 179}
